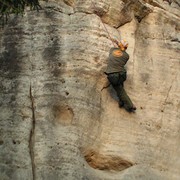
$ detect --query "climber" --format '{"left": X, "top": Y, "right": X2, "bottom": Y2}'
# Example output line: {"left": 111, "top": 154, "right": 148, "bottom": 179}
{"left": 105, "top": 39, "right": 136, "bottom": 112}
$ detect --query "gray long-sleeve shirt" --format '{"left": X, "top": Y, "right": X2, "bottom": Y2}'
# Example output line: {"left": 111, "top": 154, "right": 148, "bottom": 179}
{"left": 105, "top": 47, "right": 129, "bottom": 74}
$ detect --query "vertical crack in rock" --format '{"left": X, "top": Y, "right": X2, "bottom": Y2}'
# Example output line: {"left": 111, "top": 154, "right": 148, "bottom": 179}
{"left": 161, "top": 72, "right": 178, "bottom": 113}
{"left": 158, "top": 71, "right": 178, "bottom": 132}
{"left": 29, "top": 84, "right": 36, "bottom": 180}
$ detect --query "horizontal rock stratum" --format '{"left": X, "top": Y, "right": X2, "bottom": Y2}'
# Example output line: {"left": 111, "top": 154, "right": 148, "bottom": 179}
{"left": 0, "top": 0, "right": 180, "bottom": 179}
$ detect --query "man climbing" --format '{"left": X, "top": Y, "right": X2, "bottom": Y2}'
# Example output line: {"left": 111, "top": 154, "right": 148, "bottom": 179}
{"left": 105, "top": 39, "right": 136, "bottom": 112}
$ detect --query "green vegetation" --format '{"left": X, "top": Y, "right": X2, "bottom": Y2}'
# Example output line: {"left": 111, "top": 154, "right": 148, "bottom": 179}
{"left": 0, "top": 0, "right": 42, "bottom": 26}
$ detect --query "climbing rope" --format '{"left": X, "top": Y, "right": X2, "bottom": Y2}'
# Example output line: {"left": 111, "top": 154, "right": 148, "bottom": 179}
{"left": 90, "top": 0, "right": 118, "bottom": 47}
{"left": 101, "top": 19, "right": 116, "bottom": 47}
{"left": 117, "top": 29, "right": 122, "bottom": 42}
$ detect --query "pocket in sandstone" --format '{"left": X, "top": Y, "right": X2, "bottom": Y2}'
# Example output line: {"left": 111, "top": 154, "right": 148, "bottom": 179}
{"left": 83, "top": 149, "right": 133, "bottom": 171}
{"left": 52, "top": 105, "right": 74, "bottom": 125}
{"left": 63, "top": 0, "right": 75, "bottom": 7}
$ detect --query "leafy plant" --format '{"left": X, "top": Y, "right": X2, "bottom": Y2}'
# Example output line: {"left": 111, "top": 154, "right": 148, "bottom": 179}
{"left": 0, "top": 0, "right": 42, "bottom": 26}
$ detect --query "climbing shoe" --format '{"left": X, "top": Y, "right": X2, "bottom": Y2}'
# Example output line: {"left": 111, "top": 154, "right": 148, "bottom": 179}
{"left": 132, "top": 106, "right": 136, "bottom": 111}
{"left": 126, "top": 106, "right": 136, "bottom": 113}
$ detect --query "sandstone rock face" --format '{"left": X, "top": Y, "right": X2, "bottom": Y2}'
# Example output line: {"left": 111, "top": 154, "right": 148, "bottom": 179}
{"left": 0, "top": 0, "right": 179, "bottom": 179}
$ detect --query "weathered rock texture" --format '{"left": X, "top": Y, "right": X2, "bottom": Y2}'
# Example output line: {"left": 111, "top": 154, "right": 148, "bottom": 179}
{"left": 0, "top": 0, "right": 180, "bottom": 179}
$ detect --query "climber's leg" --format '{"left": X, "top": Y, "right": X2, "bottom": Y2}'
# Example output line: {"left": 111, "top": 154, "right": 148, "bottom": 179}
{"left": 107, "top": 73, "right": 136, "bottom": 112}
{"left": 113, "top": 85, "right": 136, "bottom": 112}
{"left": 118, "top": 100, "right": 124, "bottom": 108}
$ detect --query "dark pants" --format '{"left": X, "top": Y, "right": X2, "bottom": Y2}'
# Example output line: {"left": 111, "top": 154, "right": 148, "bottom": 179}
{"left": 107, "top": 72, "right": 134, "bottom": 111}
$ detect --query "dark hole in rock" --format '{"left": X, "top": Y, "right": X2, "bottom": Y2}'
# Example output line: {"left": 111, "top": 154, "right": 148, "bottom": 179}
{"left": 65, "top": 91, "right": 69, "bottom": 96}
{"left": 0, "top": 140, "right": 4, "bottom": 145}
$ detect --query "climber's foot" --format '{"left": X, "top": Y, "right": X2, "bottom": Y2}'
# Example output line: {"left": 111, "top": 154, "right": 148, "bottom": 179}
{"left": 126, "top": 106, "right": 136, "bottom": 113}
{"left": 132, "top": 106, "right": 136, "bottom": 111}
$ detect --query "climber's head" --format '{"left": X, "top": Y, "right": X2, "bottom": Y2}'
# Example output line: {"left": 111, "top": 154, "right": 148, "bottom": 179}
{"left": 118, "top": 40, "right": 128, "bottom": 51}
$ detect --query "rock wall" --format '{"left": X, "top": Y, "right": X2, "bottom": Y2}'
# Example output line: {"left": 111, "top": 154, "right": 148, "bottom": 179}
{"left": 0, "top": 0, "right": 179, "bottom": 179}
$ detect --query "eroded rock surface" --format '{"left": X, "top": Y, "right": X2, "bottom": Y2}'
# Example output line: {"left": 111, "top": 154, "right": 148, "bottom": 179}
{"left": 0, "top": 0, "right": 179, "bottom": 179}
